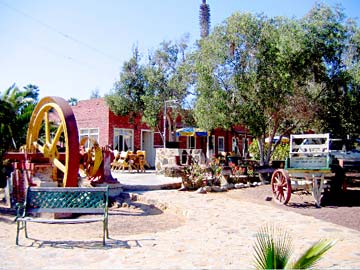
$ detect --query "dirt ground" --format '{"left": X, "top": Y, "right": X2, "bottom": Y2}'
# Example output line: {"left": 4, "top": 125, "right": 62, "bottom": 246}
{"left": 224, "top": 183, "right": 360, "bottom": 231}
{"left": 1, "top": 181, "right": 359, "bottom": 235}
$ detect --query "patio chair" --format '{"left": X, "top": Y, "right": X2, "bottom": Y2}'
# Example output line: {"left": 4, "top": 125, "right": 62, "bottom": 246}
{"left": 136, "top": 150, "right": 150, "bottom": 172}
{"left": 116, "top": 151, "right": 131, "bottom": 172}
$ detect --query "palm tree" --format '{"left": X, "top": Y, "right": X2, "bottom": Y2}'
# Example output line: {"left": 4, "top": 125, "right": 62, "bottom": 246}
{"left": 199, "top": 0, "right": 210, "bottom": 38}
{"left": 0, "top": 83, "right": 39, "bottom": 149}
{"left": 253, "top": 225, "right": 336, "bottom": 269}
{"left": 68, "top": 97, "right": 79, "bottom": 106}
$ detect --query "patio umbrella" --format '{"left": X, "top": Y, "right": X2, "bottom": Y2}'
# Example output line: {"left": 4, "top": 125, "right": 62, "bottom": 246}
{"left": 176, "top": 127, "right": 209, "bottom": 137}
{"left": 176, "top": 127, "right": 210, "bottom": 159}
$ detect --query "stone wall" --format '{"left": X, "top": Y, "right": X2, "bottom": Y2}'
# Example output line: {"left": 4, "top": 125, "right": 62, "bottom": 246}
{"left": 155, "top": 148, "right": 206, "bottom": 172}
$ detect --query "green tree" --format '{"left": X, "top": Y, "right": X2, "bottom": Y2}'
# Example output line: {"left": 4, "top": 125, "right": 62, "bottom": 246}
{"left": 67, "top": 97, "right": 78, "bottom": 106}
{"left": 0, "top": 84, "right": 39, "bottom": 150}
{"left": 0, "top": 84, "right": 39, "bottom": 185}
{"left": 106, "top": 38, "right": 193, "bottom": 144}
{"left": 142, "top": 37, "right": 193, "bottom": 141}
{"left": 193, "top": 4, "right": 360, "bottom": 168}
{"left": 105, "top": 45, "right": 146, "bottom": 122}
{"left": 302, "top": 3, "right": 360, "bottom": 139}
{"left": 194, "top": 13, "right": 317, "bottom": 167}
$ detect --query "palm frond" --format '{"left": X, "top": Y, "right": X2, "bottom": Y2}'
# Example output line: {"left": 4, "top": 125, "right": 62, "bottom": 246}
{"left": 291, "top": 239, "right": 336, "bottom": 269}
{"left": 253, "top": 225, "right": 292, "bottom": 269}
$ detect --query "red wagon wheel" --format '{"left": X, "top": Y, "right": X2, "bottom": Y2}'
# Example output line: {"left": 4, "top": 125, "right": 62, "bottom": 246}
{"left": 271, "top": 169, "right": 292, "bottom": 204}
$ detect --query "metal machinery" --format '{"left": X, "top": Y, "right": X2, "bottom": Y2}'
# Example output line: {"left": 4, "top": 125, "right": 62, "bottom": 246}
{"left": 4, "top": 96, "right": 118, "bottom": 204}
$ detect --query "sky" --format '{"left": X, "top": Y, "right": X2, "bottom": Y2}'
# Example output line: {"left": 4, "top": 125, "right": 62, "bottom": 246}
{"left": 0, "top": 0, "right": 359, "bottom": 101}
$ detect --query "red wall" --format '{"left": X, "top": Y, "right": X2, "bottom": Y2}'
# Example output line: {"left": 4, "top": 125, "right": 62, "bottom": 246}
{"left": 71, "top": 98, "right": 252, "bottom": 155}
{"left": 72, "top": 98, "right": 110, "bottom": 147}
{"left": 72, "top": 98, "right": 161, "bottom": 150}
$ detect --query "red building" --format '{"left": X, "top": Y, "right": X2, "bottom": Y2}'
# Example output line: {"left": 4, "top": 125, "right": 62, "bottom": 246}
{"left": 71, "top": 98, "right": 251, "bottom": 166}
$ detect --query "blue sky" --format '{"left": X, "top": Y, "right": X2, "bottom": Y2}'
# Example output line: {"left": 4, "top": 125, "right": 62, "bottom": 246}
{"left": 0, "top": 0, "right": 359, "bottom": 101}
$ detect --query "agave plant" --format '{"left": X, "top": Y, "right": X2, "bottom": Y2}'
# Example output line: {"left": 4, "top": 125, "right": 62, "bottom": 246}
{"left": 253, "top": 225, "right": 336, "bottom": 269}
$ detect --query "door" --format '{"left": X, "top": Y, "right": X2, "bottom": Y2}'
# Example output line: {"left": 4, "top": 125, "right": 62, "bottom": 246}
{"left": 141, "top": 130, "right": 155, "bottom": 167}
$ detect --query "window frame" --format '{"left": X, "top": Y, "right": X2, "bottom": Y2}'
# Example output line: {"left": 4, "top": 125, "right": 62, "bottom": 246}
{"left": 187, "top": 136, "right": 196, "bottom": 149}
{"left": 218, "top": 136, "right": 225, "bottom": 153}
{"left": 79, "top": 128, "right": 99, "bottom": 148}
{"left": 113, "top": 128, "right": 134, "bottom": 152}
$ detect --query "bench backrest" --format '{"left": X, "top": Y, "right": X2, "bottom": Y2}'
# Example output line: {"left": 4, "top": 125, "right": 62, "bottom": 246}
{"left": 24, "top": 187, "right": 109, "bottom": 214}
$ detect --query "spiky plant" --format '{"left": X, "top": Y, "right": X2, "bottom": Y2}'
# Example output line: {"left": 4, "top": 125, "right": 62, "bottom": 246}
{"left": 253, "top": 225, "right": 336, "bottom": 269}
{"left": 199, "top": 0, "right": 210, "bottom": 38}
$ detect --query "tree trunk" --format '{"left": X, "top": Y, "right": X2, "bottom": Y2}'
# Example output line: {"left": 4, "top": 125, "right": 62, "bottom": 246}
{"left": 257, "top": 136, "right": 271, "bottom": 184}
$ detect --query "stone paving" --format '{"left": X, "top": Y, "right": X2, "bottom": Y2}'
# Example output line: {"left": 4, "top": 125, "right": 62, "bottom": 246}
{"left": 0, "top": 173, "right": 360, "bottom": 269}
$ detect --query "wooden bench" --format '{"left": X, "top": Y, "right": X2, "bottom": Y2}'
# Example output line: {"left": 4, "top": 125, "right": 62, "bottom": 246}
{"left": 15, "top": 186, "right": 109, "bottom": 246}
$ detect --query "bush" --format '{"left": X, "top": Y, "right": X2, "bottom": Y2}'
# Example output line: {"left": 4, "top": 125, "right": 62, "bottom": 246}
{"left": 249, "top": 140, "right": 289, "bottom": 161}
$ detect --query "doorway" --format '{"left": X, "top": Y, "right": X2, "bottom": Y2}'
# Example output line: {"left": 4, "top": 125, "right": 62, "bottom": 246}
{"left": 141, "top": 130, "right": 155, "bottom": 167}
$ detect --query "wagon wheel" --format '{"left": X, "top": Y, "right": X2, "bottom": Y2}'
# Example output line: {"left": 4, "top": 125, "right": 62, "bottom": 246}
{"left": 26, "top": 96, "right": 79, "bottom": 187}
{"left": 79, "top": 136, "right": 103, "bottom": 178}
{"left": 271, "top": 169, "right": 292, "bottom": 204}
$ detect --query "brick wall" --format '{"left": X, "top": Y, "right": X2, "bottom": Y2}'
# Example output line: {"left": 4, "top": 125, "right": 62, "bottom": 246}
{"left": 72, "top": 98, "right": 154, "bottom": 150}
{"left": 72, "top": 98, "right": 110, "bottom": 147}
{"left": 71, "top": 98, "right": 252, "bottom": 156}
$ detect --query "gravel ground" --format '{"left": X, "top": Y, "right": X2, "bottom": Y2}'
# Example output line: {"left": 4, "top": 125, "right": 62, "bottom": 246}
{"left": 224, "top": 183, "right": 360, "bottom": 231}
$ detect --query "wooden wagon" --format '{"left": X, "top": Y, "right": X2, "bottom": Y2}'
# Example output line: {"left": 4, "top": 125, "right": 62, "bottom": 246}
{"left": 271, "top": 133, "right": 334, "bottom": 207}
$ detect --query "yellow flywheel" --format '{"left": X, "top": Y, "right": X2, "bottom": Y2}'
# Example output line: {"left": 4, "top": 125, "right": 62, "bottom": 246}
{"left": 79, "top": 136, "right": 103, "bottom": 178}
{"left": 26, "top": 96, "right": 80, "bottom": 187}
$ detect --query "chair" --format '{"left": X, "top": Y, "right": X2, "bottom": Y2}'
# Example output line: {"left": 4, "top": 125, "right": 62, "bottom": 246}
{"left": 136, "top": 150, "right": 150, "bottom": 172}
{"left": 126, "top": 152, "right": 138, "bottom": 172}
{"left": 116, "top": 151, "right": 130, "bottom": 172}
{"left": 110, "top": 151, "right": 121, "bottom": 171}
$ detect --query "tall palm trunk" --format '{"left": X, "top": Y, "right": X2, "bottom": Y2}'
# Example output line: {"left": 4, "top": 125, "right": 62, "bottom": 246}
{"left": 199, "top": 0, "right": 210, "bottom": 38}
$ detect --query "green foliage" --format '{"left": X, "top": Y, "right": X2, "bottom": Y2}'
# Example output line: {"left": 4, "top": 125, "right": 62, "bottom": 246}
{"left": 0, "top": 99, "right": 16, "bottom": 155}
{"left": 253, "top": 225, "right": 336, "bottom": 269}
{"left": 301, "top": 3, "right": 360, "bottom": 139}
{"left": 291, "top": 239, "right": 336, "bottom": 269}
{"left": 193, "top": 4, "right": 360, "bottom": 165}
{"left": 254, "top": 226, "right": 292, "bottom": 269}
{"left": 106, "top": 46, "right": 145, "bottom": 118}
{"left": 0, "top": 84, "right": 39, "bottom": 151}
{"left": 249, "top": 140, "right": 289, "bottom": 161}
{"left": 0, "top": 84, "right": 39, "bottom": 181}
{"left": 106, "top": 37, "right": 194, "bottom": 140}
{"left": 67, "top": 97, "right": 78, "bottom": 106}
{"left": 193, "top": 12, "right": 317, "bottom": 166}
{"left": 181, "top": 163, "right": 206, "bottom": 190}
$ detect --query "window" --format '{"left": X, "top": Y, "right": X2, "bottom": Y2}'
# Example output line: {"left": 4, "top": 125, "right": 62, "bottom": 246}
{"left": 232, "top": 136, "right": 239, "bottom": 154}
{"left": 218, "top": 136, "right": 225, "bottom": 153}
{"left": 114, "top": 128, "right": 134, "bottom": 152}
{"left": 187, "top": 136, "right": 196, "bottom": 149}
{"left": 209, "top": 135, "right": 215, "bottom": 157}
{"left": 79, "top": 128, "right": 99, "bottom": 148}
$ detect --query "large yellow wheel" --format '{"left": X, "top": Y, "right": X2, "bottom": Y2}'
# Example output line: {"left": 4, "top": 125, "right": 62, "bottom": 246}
{"left": 79, "top": 136, "right": 103, "bottom": 178}
{"left": 26, "top": 96, "right": 79, "bottom": 187}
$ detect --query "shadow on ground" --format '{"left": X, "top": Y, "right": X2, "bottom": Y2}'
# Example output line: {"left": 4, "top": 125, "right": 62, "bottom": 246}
{"left": 17, "top": 237, "right": 155, "bottom": 250}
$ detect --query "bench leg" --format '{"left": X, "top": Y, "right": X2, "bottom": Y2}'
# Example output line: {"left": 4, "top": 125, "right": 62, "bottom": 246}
{"left": 16, "top": 221, "right": 28, "bottom": 245}
{"left": 16, "top": 221, "right": 20, "bottom": 245}
{"left": 103, "top": 218, "right": 109, "bottom": 246}
{"left": 24, "top": 221, "right": 29, "bottom": 238}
